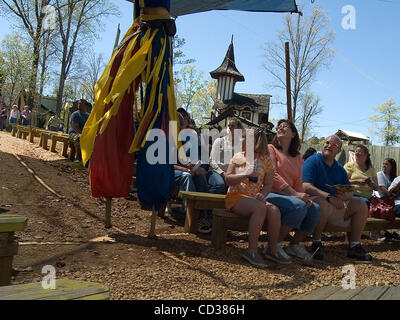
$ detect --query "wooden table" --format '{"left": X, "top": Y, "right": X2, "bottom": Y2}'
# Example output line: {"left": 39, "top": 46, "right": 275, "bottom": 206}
{"left": 0, "top": 214, "right": 27, "bottom": 286}
{"left": 294, "top": 286, "right": 400, "bottom": 300}
{"left": 0, "top": 279, "right": 109, "bottom": 300}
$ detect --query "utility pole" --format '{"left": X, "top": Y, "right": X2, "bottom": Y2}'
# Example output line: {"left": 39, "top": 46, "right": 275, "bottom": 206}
{"left": 285, "top": 42, "right": 293, "bottom": 123}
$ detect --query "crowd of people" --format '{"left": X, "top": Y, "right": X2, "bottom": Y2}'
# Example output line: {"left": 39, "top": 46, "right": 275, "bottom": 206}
{"left": 2, "top": 97, "right": 400, "bottom": 268}
{"left": 0, "top": 100, "right": 91, "bottom": 164}
{"left": 165, "top": 111, "right": 400, "bottom": 268}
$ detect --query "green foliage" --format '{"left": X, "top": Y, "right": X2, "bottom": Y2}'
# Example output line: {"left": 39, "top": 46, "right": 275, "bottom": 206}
{"left": 0, "top": 33, "right": 33, "bottom": 106}
{"left": 368, "top": 99, "right": 400, "bottom": 146}
{"left": 175, "top": 65, "right": 216, "bottom": 126}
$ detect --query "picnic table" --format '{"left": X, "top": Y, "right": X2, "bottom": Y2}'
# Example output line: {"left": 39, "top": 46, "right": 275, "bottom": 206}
{"left": 0, "top": 214, "right": 27, "bottom": 286}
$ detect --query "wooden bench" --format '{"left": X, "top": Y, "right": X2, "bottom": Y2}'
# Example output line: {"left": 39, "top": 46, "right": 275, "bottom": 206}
{"left": 0, "top": 214, "right": 28, "bottom": 286}
{"left": 212, "top": 208, "right": 400, "bottom": 249}
{"left": 10, "top": 124, "right": 18, "bottom": 137}
{"left": 0, "top": 279, "right": 109, "bottom": 300}
{"left": 50, "top": 133, "right": 70, "bottom": 157}
{"left": 179, "top": 191, "right": 226, "bottom": 233}
{"left": 16, "top": 125, "right": 30, "bottom": 140}
{"left": 29, "top": 126, "right": 45, "bottom": 143}
{"left": 39, "top": 130, "right": 53, "bottom": 150}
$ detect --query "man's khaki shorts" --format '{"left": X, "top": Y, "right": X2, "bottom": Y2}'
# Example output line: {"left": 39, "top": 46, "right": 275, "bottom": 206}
{"left": 311, "top": 196, "right": 351, "bottom": 228}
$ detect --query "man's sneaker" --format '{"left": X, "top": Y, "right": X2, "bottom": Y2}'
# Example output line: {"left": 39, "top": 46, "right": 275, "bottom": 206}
{"left": 242, "top": 250, "right": 267, "bottom": 268}
{"left": 347, "top": 244, "right": 372, "bottom": 262}
{"left": 197, "top": 218, "right": 212, "bottom": 234}
{"left": 370, "top": 230, "right": 383, "bottom": 240}
{"left": 286, "top": 244, "right": 312, "bottom": 261}
{"left": 263, "top": 243, "right": 292, "bottom": 263}
{"left": 310, "top": 241, "right": 324, "bottom": 260}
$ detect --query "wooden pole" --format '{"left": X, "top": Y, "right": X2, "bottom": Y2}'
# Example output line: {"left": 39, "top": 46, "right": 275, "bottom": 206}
{"left": 148, "top": 206, "right": 157, "bottom": 239}
{"left": 105, "top": 198, "right": 112, "bottom": 228}
{"left": 285, "top": 42, "right": 293, "bottom": 123}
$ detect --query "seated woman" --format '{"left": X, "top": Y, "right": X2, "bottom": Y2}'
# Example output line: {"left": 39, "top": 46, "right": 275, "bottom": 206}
{"left": 265, "top": 120, "right": 322, "bottom": 261}
{"left": 225, "top": 129, "right": 290, "bottom": 268}
{"left": 373, "top": 158, "right": 397, "bottom": 199}
{"left": 372, "top": 158, "right": 398, "bottom": 239}
{"left": 343, "top": 144, "right": 378, "bottom": 208}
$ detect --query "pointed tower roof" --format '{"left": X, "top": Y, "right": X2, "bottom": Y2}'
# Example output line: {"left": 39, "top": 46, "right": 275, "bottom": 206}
{"left": 210, "top": 36, "right": 245, "bottom": 82}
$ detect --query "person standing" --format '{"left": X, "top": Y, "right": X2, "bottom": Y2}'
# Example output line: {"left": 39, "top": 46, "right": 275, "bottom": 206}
{"left": 21, "top": 105, "right": 32, "bottom": 126}
{"left": 0, "top": 104, "right": 7, "bottom": 131}
{"left": 8, "top": 105, "right": 20, "bottom": 132}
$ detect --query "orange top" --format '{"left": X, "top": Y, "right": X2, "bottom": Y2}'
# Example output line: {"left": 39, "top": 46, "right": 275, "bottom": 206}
{"left": 268, "top": 144, "right": 304, "bottom": 193}
{"left": 225, "top": 152, "right": 274, "bottom": 209}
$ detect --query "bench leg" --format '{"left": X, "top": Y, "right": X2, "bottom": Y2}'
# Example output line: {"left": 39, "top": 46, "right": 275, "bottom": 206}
{"left": 184, "top": 200, "right": 199, "bottom": 233}
{"left": 50, "top": 137, "right": 57, "bottom": 153}
{"left": 211, "top": 214, "right": 228, "bottom": 250}
{"left": 0, "top": 232, "right": 18, "bottom": 286}
{"left": 43, "top": 137, "right": 48, "bottom": 150}
{"left": 62, "top": 142, "right": 68, "bottom": 157}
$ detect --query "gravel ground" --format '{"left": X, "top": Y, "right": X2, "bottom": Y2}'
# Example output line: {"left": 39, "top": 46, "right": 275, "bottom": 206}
{"left": 1, "top": 131, "right": 400, "bottom": 300}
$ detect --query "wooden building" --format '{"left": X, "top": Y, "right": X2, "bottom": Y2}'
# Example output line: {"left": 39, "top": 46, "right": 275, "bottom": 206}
{"left": 206, "top": 37, "right": 273, "bottom": 131}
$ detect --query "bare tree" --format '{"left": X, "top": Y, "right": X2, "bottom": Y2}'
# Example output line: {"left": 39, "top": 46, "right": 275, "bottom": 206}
{"left": 52, "top": 0, "right": 118, "bottom": 113}
{"left": 263, "top": 7, "right": 334, "bottom": 121}
{"left": 297, "top": 92, "right": 322, "bottom": 142}
{"left": 79, "top": 51, "right": 105, "bottom": 102}
{"left": 0, "top": 0, "right": 52, "bottom": 123}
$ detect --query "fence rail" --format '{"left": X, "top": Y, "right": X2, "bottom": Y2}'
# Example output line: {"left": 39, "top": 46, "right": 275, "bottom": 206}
{"left": 300, "top": 144, "right": 400, "bottom": 172}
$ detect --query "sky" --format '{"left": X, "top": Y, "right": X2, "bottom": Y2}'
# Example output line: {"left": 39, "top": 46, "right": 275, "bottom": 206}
{"left": 1, "top": 0, "right": 400, "bottom": 145}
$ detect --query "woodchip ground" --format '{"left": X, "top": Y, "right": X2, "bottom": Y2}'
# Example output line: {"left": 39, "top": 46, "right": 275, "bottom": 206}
{"left": 1, "top": 131, "right": 400, "bottom": 300}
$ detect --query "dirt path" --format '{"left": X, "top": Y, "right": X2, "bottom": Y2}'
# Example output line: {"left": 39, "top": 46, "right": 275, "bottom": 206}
{"left": 1, "top": 131, "right": 400, "bottom": 300}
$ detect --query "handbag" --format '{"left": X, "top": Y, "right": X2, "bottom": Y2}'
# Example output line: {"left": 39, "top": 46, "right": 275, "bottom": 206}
{"left": 368, "top": 196, "right": 395, "bottom": 221}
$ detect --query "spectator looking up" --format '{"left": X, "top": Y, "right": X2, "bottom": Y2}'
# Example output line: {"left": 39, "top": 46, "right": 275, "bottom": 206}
{"left": 225, "top": 129, "right": 288, "bottom": 268}
{"left": 302, "top": 135, "right": 372, "bottom": 262}
{"left": 265, "top": 119, "right": 322, "bottom": 262}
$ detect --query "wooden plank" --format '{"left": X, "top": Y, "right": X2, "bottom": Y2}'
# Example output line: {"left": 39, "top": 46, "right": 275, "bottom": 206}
{"left": 179, "top": 191, "right": 226, "bottom": 201}
{"left": 350, "top": 286, "right": 389, "bottom": 300}
{"left": 326, "top": 287, "right": 364, "bottom": 300}
{"left": 0, "top": 279, "right": 109, "bottom": 300}
{"left": 295, "top": 286, "right": 342, "bottom": 300}
{"left": 379, "top": 287, "right": 400, "bottom": 300}
{"left": 0, "top": 214, "right": 28, "bottom": 233}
